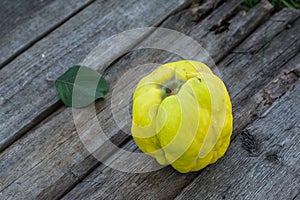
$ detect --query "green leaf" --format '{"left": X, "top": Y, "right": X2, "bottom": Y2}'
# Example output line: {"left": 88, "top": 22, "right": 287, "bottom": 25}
{"left": 290, "top": 0, "right": 300, "bottom": 8}
{"left": 281, "top": 0, "right": 296, "bottom": 8}
{"left": 55, "top": 65, "right": 109, "bottom": 108}
{"left": 242, "top": 0, "right": 261, "bottom": 8}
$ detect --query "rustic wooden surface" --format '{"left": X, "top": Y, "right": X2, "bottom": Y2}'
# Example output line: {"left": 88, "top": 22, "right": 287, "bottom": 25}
{"left": 0, "top": 0, "right": 299, "bottom": 199}
{"left": 0, "top": 0, "right": 188, "bottom": 152}
{"left": 0, "top": 0, "right": 95, "bottom": 69}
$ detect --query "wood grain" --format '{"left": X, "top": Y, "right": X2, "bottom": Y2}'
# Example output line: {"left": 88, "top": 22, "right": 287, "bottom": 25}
{"left": 61, "top": 7, "right": 300, "bottom": 200}
{"left": 0, "top": 0, "right": 250, "bottom": 198}
{"left": 0, "top": 0, "right": 95, "bottom": 69}
{"left": 0, "top": 0, "right": 53, "bottom": 38}
{"left": 0, "top": 0, "right": 192, "bottom": 199}
{"left": 1, "top": 1, "right": 299, "bottom": 199}
{"left": 61, "top": 68, "right": 299, "bottom": 200}
{"left": 0, "top": 0, "right": 188, "bottom": 152}
{"left": 175, "top": 81, "right": 300, "bottom": 200}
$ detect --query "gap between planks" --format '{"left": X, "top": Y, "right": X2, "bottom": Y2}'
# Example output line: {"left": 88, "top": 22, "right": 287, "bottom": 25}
{"left": 44, "top": 0, "right": 284, "bottom": 198}
{"left": 1, "top": 0, "right": 298, "bottom": 199}
{"left": 0, "top": 0, "right": 97, "bottom": 69}
{"left": 60, "top": 5, "right": 300, "bottom": 199}
{"left": 0, "top": 0, "right": 192, "bottom": 153}
{"left": 61, "top": 67, "right": 300, "bottom": 200}
{"left": 0, "top": 0, "right": 241, "bottom": 198}
{"left": 175, "top": 79, "right": 300, "bottom": 200}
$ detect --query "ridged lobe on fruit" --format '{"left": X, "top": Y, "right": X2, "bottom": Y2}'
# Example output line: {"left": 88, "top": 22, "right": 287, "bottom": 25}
{"left": 131, "top": 60, "right": 232, "bottom": 173}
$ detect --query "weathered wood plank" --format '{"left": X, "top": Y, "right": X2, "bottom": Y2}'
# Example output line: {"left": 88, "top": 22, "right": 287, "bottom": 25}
{"left": 61, "top": 8, "right": 300, "bottom": 199}
{"left": 0, "top": 0, "right": 188, "bottom": 152}
{"left": 61, "top": 56, "right": 300, "bottom": 200}
{"left": 0, "top": 0, "right": 95, "bottom": 69}
{"left": 0, "top": 0, "right": 192, "bottom": 199}
{"left": 0, "top": 107, "right": 81, "bottom": 199}
{"left": 0, "top": 0, "right": 250, "bottom": 198}
{"left": 61, "top": 67, "right": 300, "bottom": 200}
{"left": 175, "top": 80, "right": 300, "bottom": 200}
{"left": 220, "top": 12, "right": 300, "bottom": 136}
{"left": 101, "top": 0, "right": 277, "bottom": 140}
{"left": 0, "top": 0, "right": 52, "bottom": 37}
{"left": 0, "top": 1, "right": 297, "bottom": 199}
{"left": 0, "top": 0, "right": 276, "bottom": 198}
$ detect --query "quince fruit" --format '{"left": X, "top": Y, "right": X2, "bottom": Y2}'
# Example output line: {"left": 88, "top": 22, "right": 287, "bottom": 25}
{"left": 132, "top": 60, "right": 232, "bottom": 173}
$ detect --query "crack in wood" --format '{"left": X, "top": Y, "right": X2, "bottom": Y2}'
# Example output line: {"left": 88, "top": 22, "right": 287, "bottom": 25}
{"left": 0, "top": 0, "right": 193, "bottom": 154}
{"left": 1, "top": 0, "right": 300, "bottom": 198}
{"left": 60, "top": 6, "right": 298, "bottom": 200}
{"left": 292, "top": 192, "right": 300, "bottom": 200}
{"left": 263, "top": 68, "right": 300, "bottom": 105}
{"left": 209, "top": 6, "right": 241, "bottom": 34}
{"left": 240, "top": 129, "right": 260, "bottom": 156}
{"left": 265, "top": 144, "right": 284, "bottom": 164}
{"left": 190, "top": 0, "right": 223, "bottom": 22}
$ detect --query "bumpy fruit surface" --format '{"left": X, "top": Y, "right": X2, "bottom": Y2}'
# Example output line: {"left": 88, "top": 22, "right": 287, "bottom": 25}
{"left": 131, "top": 60, "right": 232, "bottom": 173}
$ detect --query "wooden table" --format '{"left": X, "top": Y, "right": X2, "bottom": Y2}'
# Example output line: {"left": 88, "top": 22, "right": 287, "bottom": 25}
{"left": 1, "top": 0, "right": 299, "bottom": 199}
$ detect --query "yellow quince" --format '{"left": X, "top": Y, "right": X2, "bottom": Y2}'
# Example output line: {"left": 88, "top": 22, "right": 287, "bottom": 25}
{"left": 131, "top": 60, "right": 232, "bottom": 173}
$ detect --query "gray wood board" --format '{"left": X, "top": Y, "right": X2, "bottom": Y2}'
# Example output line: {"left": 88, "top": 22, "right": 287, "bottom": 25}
{"left": 0, "top": 0, "right": 95, "bottom": 68}
{"left": 0, "top": 0, "right": 194, "bottom": 199}
{"left": 0, "top": 0, "right": 53, "bottom": 38}
{"left": 60, "top": 8, "right": 300, "bottom": 199}
{"left": 0, "top": 0, "right": 263, "bottom": 198}
{"left": 61, "top": 68, "right": 300, "bottom": 200}
{"left": 1, "top": 1, "right": 299, "bottom": 199}
{"left": 0, "top": 0, "right": 188, "bottom": 152}
{"left": 175, "top": 81, "right": 300, "bottom": 200}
